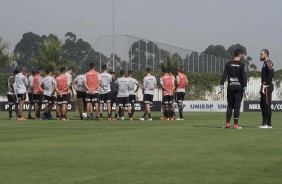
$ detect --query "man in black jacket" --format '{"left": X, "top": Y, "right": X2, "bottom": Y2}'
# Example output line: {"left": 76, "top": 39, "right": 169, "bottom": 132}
{"left": 259, "top": 49, "right": 274, "bottom": 128}
{"left": 220, "top": 49, "right": 247, "bottom": 129}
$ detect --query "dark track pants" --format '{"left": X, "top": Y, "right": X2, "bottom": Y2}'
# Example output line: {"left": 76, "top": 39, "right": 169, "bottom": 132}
{"left": 260, "top": 84, "right": 273, "bottom": 126}
{"left": 226, "top": 86, "right": 243, "bottom": 124}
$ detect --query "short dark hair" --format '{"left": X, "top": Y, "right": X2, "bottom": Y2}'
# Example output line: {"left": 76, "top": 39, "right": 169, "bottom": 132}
{"left": 68, "top": 67, "right": 74, "bottom": 71}
{"left": 89, "top": 63, "right": 95, "bottom": 69}
{"left": 262, "top": 49, "right": 269, "bottom": 56}
{"left": 60, "top": 67, "right": 66, "bottom": 73}
{"left": 120, "top": 70, "right": 125, "bottom": 76}
{"left": 13, "top": 69, "right": 20, "bottom": 75}
{"left": 37, "top": 68, "right": 43, "bottom": 74}
{"left": 110, "top": 71, "right": 115, "bottom": 75}
{"left": 46, "top": 68, "right": 53, "bottom": 74}
{"left": 146, "top": 67, "right": 151, "bottom": 73}
{"left": 234, "top": 49, "right": 244, "bottom": 57}
{"left": 128, "top": 70, "right": 133, "bottom": 75}
{"left": 102, "top": 64, "right": 107, "bottom": 71}
{"left": 21, "top": 67, "right": 27, "bottom": 72}
{"left": 31, "top": 70, "right": 36, "bottom": 75}
{"left": 162, "top": 68, "right": 167, "bottom": 73}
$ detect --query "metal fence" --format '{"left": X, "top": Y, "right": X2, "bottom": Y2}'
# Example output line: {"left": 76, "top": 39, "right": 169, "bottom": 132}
{"left": 91, "top": 35, "right": 229, "bottom": 73}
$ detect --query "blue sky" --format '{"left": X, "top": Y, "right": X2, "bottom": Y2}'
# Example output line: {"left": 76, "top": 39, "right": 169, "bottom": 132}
{"left": 1, "top": 0, "right": 282, "bottom": 69}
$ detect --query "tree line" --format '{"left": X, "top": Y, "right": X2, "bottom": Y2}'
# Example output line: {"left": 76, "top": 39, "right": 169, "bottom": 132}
{"left": 0, "top": 32, "right": 257, "bottom": 73}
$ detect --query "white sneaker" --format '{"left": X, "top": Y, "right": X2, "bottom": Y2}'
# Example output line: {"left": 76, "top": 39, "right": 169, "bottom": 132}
{"left": 139, "top": 118, "right": 144, "bottom": 121}
{"left": 147, "top": 118, "right": 152, "bottom": 121}
{"left": 259, "top": 125, "right": 269, "bottom": 129}
{"left": 176, "top": 118, "right": 184, "bottom": 121}
{"left": 268, "top": 126, "right": 273, "bottom": 129}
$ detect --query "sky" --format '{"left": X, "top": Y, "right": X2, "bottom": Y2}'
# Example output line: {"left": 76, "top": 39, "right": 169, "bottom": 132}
{"left": 1, "top": 0, "right": 282, "bottom": 69}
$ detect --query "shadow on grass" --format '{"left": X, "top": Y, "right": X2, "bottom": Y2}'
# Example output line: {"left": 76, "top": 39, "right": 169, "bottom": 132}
{"left": 192, "top": 125, "right": 258, "bottom": 129}
{"left": 191, "top": 125, "right": 223, "bottom": 129}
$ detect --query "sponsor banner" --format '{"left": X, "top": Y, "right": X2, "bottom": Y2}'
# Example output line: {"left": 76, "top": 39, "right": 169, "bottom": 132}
{"left": 0, "top": 101, "right": 162, "bottom": 112}
{"left": 243, "top": 101, "right": 282, "bottom": 112}
{"left": 178, "top": 101, "right": 243, "bottom": 112}
{"left": 0, "top": 102, "right": 76, "bottom": 111}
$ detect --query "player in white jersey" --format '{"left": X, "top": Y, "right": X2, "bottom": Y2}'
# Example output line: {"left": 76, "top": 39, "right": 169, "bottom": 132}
{"left": 27, "top": 70, "right": 36, "bottom": 119}
{"left": 139, "top": 68, "right": 157, "bottom": 121}
{"left": 42, "top": 68, "right": 56, "bottom": 120}
{"left": 127, "top": 70, "right": 140, "bottom": 119}
{"left": 99, "top": 64, "right": 112, "bottom": 120}
{"left": 65, "top": 67, "right": 74, "bottom": 97}
{"left": 14, "top": 67, "right": 28, "bottom": 120}
{"left": 73, "top": 74, "right": 86, "bottom": 120}
{"left": 7, "top": 69, "right": 20, "bottom": 120}
{"left": 113, "top": 70, "right": 132, "bottom": 120}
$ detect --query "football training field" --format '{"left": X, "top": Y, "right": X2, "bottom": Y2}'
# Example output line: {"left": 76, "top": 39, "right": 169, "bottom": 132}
{"left": 1, "top": 111, "right": 281, "bottom": 184}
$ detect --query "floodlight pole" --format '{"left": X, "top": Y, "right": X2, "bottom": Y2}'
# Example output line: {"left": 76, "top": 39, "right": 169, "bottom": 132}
{"left": 112, "top": 0, "right": 115, "bottom": 71}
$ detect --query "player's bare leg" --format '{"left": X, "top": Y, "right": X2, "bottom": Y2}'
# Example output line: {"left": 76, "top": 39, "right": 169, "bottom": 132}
{"left": 94, "top": 102, "right": 99, "bottom": 120}
{"left": 128, "top": 105, "right": 132, "bottom": 120}
{"left": 99, "top": 103, "right": 104, "bottom": 120}
{"left": 77, "top": 98, "right": 83, "bottom": 120}
{"left": 107, "top": 102, "right": 111, "bottom": 120}
{"left": 17, "top": 100, "right": 26, "bottom": 120}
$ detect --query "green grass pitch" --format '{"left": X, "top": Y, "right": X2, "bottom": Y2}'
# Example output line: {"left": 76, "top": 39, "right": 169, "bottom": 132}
{"left": 1, "top": 111, "right": 282, "bottom": 184}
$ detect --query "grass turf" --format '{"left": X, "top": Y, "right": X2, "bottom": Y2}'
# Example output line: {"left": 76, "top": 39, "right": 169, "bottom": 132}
{"left": 0, "top": 111, "right": 282, "bottom": 184}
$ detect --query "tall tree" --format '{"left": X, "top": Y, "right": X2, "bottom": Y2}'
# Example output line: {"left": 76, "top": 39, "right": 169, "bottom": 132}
{"left": 250, "top": 63, "right": 257, "bottom": 71}
{"left": 0, "top": 36, "right": 10, "bottom": 68}
{"left": 14, "top": 32, "right": 44, "bottom": 60}
{"left": 62, "top": 32, "right": 92, "bottom": 67}
{"left": 129, "top": 40, "right": 147, "bottom": 70}
{"left": 172, "top": 52, "right": 184, "bottom": 70}
{"left": 227, "top": 44, "right": 247, "bottom": 57}
{"left": 161, "top": 52, "right": 179, "bottom": 74}
{"left": 30, "top": 38, "right": 63, "bottom": 70}
{"left": 204, "top": 44, "right": 230, "bottom": 59}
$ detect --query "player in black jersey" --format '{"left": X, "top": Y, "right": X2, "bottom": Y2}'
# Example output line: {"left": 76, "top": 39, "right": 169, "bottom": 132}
{"left": 259, "top": 49, "right": 274, "bottom": 128}
{"left": 219, "top": 49, "right": 247, "bottom": 129}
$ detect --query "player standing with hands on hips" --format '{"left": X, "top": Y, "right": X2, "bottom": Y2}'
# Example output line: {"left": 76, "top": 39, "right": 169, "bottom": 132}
{"left": 259, "top": 49, "right": 274, "bottom": 128}
{"left": 219, "top": 49, "right": 247, "bottom": 129}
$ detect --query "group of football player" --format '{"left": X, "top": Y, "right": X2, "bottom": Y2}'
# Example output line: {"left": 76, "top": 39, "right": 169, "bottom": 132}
{"left": 6, "top": 63, "right": 188, "bottom": 121}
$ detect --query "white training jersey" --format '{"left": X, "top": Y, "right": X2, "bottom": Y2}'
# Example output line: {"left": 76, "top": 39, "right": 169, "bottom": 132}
{"left": 7, "top": 76, "right": 14, "bottom": 94}
{"left": 27, "top": 75, "right": 34, "bottom": 93}
{"left": 99, "top": 72, "right": 112, "bottom": 94}
{"left": 42, "top": 75, "right": 57, "bottom": 97}
{"left": 14, "top": 73, "right": 28, "bottom": 94}
{"left": 127, "top": 77, "right": 138, "bottom": 95}
{"left": 74, "top": 74, "right": 86, "bottom": 92}
{"left": 143, "top": 75, "right": 157, "bottom": 95}
{"left": 65, "top": 72, "right": 72, "bottom": 83}
{"left": 117, "top": 77, "right": 130, "bottom": 97}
